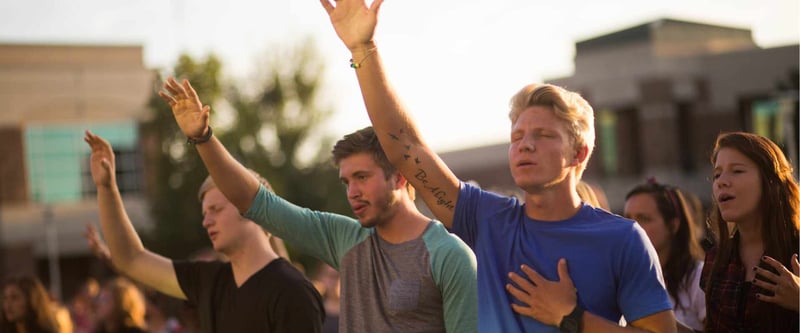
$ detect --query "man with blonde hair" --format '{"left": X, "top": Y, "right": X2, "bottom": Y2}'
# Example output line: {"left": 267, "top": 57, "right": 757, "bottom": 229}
{"left": 318, "top": 0, "right": 676, "bottom": 332}
{"left": 84, "top": 131, "right": 324, "bottom": 332}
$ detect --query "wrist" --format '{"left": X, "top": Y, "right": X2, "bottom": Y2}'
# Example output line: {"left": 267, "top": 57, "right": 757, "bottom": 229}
{"left": 558, "top": 303, "right": 585, "bottom": 333}
{"left": 96, "top": 182, "right": 118, "bottom": 192}
{"left": 187, "top": 126, "right": 213, "bottom": 145}
{"left": 349, "top": 41, "right": 377, "bottom": 58}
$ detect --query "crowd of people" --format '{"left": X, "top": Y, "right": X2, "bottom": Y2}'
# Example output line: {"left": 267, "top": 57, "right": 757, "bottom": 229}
{"left": 3, "top": 0, "right": 799, "bottom": 332}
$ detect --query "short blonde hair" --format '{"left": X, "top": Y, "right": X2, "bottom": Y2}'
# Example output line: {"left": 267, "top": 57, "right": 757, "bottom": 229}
{"left": 197, "top": 169, "right": 273, "bottom": 202}
{"left": 508, "top": 84, "right": 595, "bottom": 178}
{"left": 196, "top": 170, "right": 289, "bottom": 260}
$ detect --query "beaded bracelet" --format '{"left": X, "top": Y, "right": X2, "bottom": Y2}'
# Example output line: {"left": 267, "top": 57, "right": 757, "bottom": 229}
{"left": 186, "top": 126, "right": 213, "bottom": 145}
{"left": 349, "top": 47, "right": 378, "bottom": 69}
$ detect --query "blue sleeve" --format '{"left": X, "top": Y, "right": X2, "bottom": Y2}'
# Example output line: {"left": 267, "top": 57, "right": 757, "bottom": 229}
{"left": 615, "top": 223, "right": 673, "bottom": 322}
{"left": 426, "top": 226, "right": 478, "bottom": 333}
{"left": 451, "top": 182, "right": 481, "bottom": 248}
{"left": 244, "top": 185, "right": 369, "bottom": 270}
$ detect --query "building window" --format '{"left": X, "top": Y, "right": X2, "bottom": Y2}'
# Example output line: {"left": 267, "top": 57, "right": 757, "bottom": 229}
{"left": 598, "top": 108, "right": 642, "bottom": 177}
{"left": 26, "top": 122, "right": 140, "bottom": 204}
{"left": 598, "top": 109, "right": 619, "bottom": 176}
{"left": 750, "top": 96, "right": 799, "bottom": 176}
{"left": 677, "top": 102, "right": 695, "bottom": 173}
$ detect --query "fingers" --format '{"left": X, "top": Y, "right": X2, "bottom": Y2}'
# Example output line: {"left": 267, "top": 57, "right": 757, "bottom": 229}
{"left": 762, "top": 256, "right": 792, "bottom": 276}
{"left": 792, "top": 254, "right": 799, "bottom": 276}
{"left": 757, "top": 256, "right": 792, "bottom": 285}
{"left": 182, "top": 79, "right": 199, "bottom": 101}
{"left": 755, "top": 292, "right": 777, "bottom": 303}
{"left": 510, "top": 303, "right": 532, "bottom": 317}
{"left": 505, "top": 283, "right": 530, "bottom": 303}
{"left": 557, "top": 258, "right": 573, "bottom": 284}
{"left": 163, "top": 77, "right": 183, "bottom": 97}
{"left": 202, "top": 105, "right": 211, "bottom": 121}
{"left": 370, "top": 0, "right": 384, "bottom": 15}
{"left": 508, "top": 272, "right": 537, "bottom": 292}
{"left": 520, "top": 264, "right": 545, "bottom": 285}
{"left": 320, "top": 0, "right": 335, "bottom": 14}
{"left": 158, "top": 90, "right": 177, "bottom": 106}
{"left": 84, "top": 131, "right": 113, "bottom": 153}
{"left": 753, "top": 265, "right": 780, "bottom": 284}
{"left": 752, "top": 274, "right": 779, "bottom": 293}
{"left": 100, "top": 159, "right": 112, "bottom": 172}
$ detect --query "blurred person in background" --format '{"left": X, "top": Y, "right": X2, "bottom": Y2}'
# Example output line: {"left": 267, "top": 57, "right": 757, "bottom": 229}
{"left": 311, "top": 264, "right": 340, "bottom": 333}
{"left": 1, "top": 275, "right": 60, "bottom": 333}
{"left": 577, "top": 180, "right": 610, "bottom": 211}
{"left": 92, "top": 278, "right": 146, "bottom": 333}
{"left": 701, "top": 131, "right": 799, "bottom": 332}
{"left": 69, "top": 278, "right": 100, "bottom": 333}
{"left": 624, "top": 179, "right": 706, "bottom": 331}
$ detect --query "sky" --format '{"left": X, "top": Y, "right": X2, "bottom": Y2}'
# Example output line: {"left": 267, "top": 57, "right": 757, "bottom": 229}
{"left": 0, "top": 0, "right": 797, "bottom": 152}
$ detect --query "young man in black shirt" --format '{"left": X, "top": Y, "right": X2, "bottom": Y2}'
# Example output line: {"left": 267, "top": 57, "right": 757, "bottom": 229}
{"left": 84, "top": 131, "right": 324, "bottom": 332}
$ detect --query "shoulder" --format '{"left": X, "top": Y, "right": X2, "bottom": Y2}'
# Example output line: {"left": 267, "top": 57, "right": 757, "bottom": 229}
{"left": 261, "top": 259, "right": 322, "bottom": 303}
{"left": 423, "top": 222, "right": 474, "bottom": 255}
{"left": 459, "top": 181, "right": 521, "bottom": 208}
{"left": 173, "top": 260, "right": 229, "bottom": 277}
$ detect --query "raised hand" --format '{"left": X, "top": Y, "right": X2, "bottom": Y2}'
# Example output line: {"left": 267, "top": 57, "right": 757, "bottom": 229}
{"left": 84, "top": 223, "right": 111, "bottom": 263}
{"left": 506, "top": 258, "right": 578, "bottom": 326}
{"left": 84, "top": 130, "right": 116, "bottom": 189}
{"left": 320, "top": 0, "right": 384, "bottom": 52}
{"left": 753, "top": 254, "right": 800, "bottom": 312}
{"left": 158, "top": 77, "right": 210, "bottom": 139}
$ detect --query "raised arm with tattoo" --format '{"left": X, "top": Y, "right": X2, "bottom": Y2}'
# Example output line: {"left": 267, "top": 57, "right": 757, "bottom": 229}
{"left": 321, "top": 0, "right": 461, "bottom": 227}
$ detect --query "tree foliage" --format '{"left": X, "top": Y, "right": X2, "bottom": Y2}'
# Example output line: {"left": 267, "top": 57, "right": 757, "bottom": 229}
{"left": 140, "top": 40, "right": 349, "bottom": 262}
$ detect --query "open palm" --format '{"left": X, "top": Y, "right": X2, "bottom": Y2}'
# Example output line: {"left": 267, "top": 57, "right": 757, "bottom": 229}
{"left": 84, "top": 130, "right": 116, "bottom": 188}
{"left": 321, "top": 0, "right": 384, "bottom": 51}
{"left": 159, "top": 77, "right": 210, "bottom": 138}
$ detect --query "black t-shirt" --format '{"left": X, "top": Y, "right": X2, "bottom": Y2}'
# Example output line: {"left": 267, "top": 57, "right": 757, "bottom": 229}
{"left": 173, "top": 258, "right": 324, "bottom": 333}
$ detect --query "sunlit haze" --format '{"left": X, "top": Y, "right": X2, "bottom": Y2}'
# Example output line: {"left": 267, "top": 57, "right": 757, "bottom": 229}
{"left": 1, "top": 0, "right": 797, "bottom": 152}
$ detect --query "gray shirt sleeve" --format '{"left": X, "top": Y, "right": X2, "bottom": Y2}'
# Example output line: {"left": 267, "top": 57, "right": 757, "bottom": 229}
{"left": 244, "top": 184, "right": 369, "bottom": 269}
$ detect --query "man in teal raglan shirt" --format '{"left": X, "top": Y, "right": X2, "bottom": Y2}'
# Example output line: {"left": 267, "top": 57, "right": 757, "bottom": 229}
{"left": 158, "top": 77, "right": 477, "bottom": 333}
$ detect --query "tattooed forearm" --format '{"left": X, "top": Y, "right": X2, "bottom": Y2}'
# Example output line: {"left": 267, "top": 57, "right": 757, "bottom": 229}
{"left": 388, "top": 129, "right": 454, "bottom": 210}
{"left": 414, "top": 169, "right": 455, "bottom": 210}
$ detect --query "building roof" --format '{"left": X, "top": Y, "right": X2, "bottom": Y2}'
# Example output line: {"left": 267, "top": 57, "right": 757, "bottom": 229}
{"left": 576, "top": 18, "right": 752, "bottom": 54}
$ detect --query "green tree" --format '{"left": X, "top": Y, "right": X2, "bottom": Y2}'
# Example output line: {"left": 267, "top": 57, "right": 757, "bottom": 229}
{"left": 140, "top": 41, "right": 350, "bottom": 264}
{"left": 221, "top": 40, "right": 350, "bottom": 270}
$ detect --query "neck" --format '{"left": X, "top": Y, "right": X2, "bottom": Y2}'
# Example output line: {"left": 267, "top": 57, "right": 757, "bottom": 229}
{"left": 375, "top": 198, "right": 430, "bottom": 244}
{"left": 657, "top": 245, "right": 672, "bottom": 269}
{"left": 226, "top": 232, "right": 279, "bottom": 286}
{"left": 524, "top": 178, "right": 582, "bottom": 221}
{"left": 736, "top": 218, "right": 763, "bottom": 248}
{"left": 15, "top": 322, "right": 26, "bottom": 333}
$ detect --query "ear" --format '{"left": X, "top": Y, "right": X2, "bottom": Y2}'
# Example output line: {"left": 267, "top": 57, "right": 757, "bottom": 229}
{"left": 393, "top": 172, "right": 408, "bottom": 190}
{"left": 570, "top": 144, "right": 589, "bottom": 167}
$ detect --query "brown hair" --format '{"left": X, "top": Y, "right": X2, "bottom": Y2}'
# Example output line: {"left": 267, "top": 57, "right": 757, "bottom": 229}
{"left": 1, "top": 275, "right": 59, "bottom": 333}
{"left": 626, "top": 181, "right": 704, "bottom": 311}
{"left": 705, "top": 132, "right": 799, "bottom": 331}
{"left": 332, "top": 126, "right": 415, "bottom": 200}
